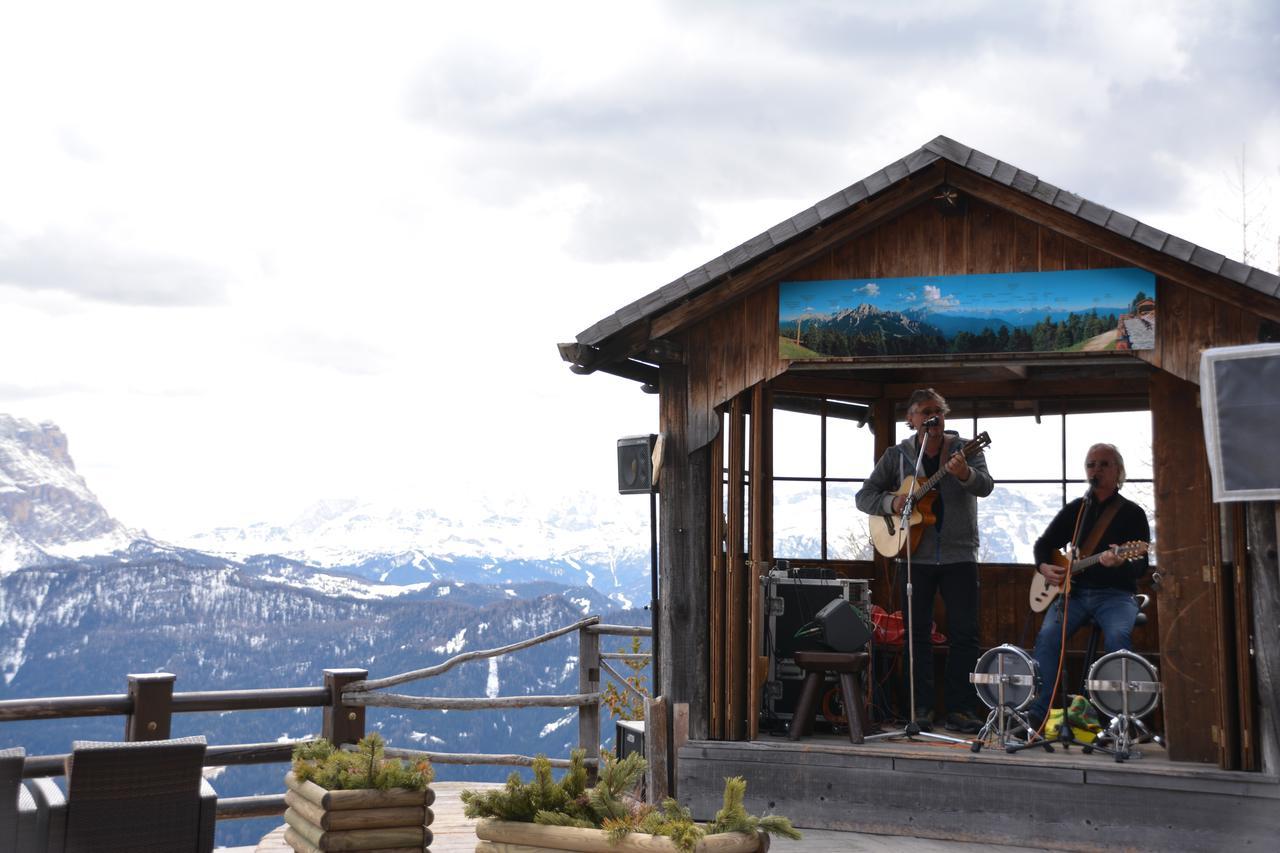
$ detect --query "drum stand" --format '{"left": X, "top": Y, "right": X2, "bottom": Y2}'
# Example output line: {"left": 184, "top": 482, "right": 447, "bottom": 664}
{"left": 866, "top": 429, "right": 967, "bottom": 747}
{"left": 968, "top": 655, "right": 1041, "bottom": 753}
{"left": 1087, "top": 654, "right": 1163, "bottom": 762}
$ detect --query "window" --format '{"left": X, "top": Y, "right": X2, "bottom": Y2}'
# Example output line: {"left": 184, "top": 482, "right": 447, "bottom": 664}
{"left": 772, "top": 397, "right": 875, "bottom": 560}
{"left": 773, "top": 400, "right": 1155, "bottom": 565}
{"left": 897, "top": 409, "right": 1154, "bottom": 563}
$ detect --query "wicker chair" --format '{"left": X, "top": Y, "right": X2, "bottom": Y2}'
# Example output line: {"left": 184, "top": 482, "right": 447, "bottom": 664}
{"left": 0, "top": 746, "right": 41, "bottom": 853}
{"left": 28, "top": 736, "right": 216, "bottom": 853}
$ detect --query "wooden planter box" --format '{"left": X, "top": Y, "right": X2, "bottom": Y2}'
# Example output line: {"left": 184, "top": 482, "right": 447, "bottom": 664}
{"left": 473, "top": 818, "right": 769, "bottom": 852}
{"left": 283, "top": 771, "right": 435, "bottom": 853}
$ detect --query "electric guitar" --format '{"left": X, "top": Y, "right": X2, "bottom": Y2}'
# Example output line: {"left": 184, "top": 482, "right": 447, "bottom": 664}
{"left": 868, "top": 431, "right": 992, "bottom": 559}
{"left": 1028, "top": 540, "right": 1150, "bottom": 612}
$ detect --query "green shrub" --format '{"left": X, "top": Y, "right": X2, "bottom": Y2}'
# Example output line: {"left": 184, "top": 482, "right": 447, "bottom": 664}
{"left": 462, "top": 750, "right": 799, "bottom": 852}
{"left": 291, "top": 733, "right": 433, "bottom": 792}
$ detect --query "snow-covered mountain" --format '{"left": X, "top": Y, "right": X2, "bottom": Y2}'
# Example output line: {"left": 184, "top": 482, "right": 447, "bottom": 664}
{"left": 176, "top": 493, "right": 652, "bottom": 610}
{"left": 0, "top": 415, "right": 134, "bottom": 573}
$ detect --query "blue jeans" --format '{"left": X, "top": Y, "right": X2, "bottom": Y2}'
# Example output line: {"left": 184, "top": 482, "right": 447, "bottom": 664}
{"left": 1028, "top": 587, "right": 1138, "bottom": 721}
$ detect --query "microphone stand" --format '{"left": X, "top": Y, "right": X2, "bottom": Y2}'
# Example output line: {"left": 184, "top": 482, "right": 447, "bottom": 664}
{"left": 867, "top": 424, "right": 967, "bottom": 746}
{"left": 1009, "top": 478, "right": 1117, "bottom": 756}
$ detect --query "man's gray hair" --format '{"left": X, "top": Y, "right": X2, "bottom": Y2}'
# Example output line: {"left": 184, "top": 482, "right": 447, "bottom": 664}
{"left": 906, "top": 388, "right": 950, "bottom": 417}
{"left": 1088, "top": 443, "right": 1126, "bottom": 489}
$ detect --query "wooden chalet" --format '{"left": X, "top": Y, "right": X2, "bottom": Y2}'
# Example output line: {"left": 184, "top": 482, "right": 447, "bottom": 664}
{"left": 560, "top": 137, "right": 1280, "bottom": 850}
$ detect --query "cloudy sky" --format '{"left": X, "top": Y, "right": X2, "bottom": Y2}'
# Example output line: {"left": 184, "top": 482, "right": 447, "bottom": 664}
{"left": 1, "top": 1, "right": 1276, "bottom": 537}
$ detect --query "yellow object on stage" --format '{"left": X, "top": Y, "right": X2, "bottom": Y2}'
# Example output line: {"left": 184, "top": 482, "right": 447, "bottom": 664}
{"left": 1046, "top": 708, "right": 1097, "bottom": 743}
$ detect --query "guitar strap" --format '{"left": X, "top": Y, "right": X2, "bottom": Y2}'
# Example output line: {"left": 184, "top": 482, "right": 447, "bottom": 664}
{"left": 1076, "top": 497, "right": 1124, "bottom": 559}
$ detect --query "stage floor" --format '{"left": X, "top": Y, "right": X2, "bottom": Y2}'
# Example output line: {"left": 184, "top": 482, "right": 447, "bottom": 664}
{"left": 677, "top": 733, "right": 1279, "bottom": 852}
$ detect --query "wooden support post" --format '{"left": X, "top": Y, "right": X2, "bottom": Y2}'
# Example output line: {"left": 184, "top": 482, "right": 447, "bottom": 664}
{"left": 126, "top": 672, "right": 175, "bottom": 741}
{"left": 578, "top": 626, "right": 601, "bottom": 782}
{"left": 644, "top": 696, "right": 669, "bottom": 803}
{"left": 658, "top": 359, "right": 711, "bottom": 742}
{"left": 323, "top": 668, "right": 368, "bottom": 745}
{"left": 1246, "top": 503, "right": 1280, "bottom": 772}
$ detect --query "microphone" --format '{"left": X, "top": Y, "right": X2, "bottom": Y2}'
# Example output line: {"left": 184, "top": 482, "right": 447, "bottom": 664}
{"left": 921, "top": 416, "right": 940, "bottom": 429}
{"left": 1083, "top": 476, "right": 1098, "bottom": 501}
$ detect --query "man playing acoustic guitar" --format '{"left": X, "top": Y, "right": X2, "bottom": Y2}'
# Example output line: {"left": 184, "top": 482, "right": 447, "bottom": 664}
{"left": 856, "top": 388, "right": 993, "bottom": 734}
{"left": 1025, "top": 443, "right": 1152, "bottom": 731}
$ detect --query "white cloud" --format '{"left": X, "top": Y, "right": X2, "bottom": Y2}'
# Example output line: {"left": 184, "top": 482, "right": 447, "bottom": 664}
{"left": 922, "top": 285, "right": 960, "bottom": 311}
{"left": 0, "top": 1, "right": 1274, "bottom": 535}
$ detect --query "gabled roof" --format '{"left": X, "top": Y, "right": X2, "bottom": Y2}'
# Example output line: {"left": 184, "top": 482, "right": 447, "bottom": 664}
{"left": 570, "top": 135, "right": 1280, "bottom": 355}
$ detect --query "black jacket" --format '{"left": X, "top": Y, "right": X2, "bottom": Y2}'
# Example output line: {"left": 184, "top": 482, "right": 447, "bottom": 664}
{"left": 1032, "top": 492, "right": 1151, "bottom": 593}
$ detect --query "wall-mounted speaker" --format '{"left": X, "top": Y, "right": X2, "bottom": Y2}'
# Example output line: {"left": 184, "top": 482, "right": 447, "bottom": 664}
{"left": 1201, "top": 343, "right": 1280, "bottom": 502}
{"left": 617, "top": 434, "right": 658, "bottom": 495}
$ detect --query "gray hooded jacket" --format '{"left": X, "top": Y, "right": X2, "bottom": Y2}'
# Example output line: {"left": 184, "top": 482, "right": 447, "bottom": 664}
{"left": 855, "top": 431, "right": 994, "bottom": 565}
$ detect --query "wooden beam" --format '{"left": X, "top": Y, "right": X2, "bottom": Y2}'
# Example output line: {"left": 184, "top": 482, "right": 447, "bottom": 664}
{"left": 747, "top": 383, "right": 771, "bottom": 740}
{"left": 708, "top": 417, "right": 725, "bottom": 740}
{"left": 725, "top": 394, "right": 748, "bottom": 740}
{"left": 649, "top": 163, "right": 949, "bottom": 342}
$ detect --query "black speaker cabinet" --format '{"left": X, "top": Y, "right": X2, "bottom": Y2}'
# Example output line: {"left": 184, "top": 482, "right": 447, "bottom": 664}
{"left": 762, "top": 572, "right": 870, "bottom": 721}
{"left": 617, "top": 434, "right": 657, "bottom": 495}
{"left": 1201, "top": 343, "right": 1280, "bottom": 501}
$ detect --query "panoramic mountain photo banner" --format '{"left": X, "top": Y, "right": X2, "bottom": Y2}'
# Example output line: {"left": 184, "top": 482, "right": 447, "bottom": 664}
{"left": 778, "top": 268, "right": 1157, "bottom": 359}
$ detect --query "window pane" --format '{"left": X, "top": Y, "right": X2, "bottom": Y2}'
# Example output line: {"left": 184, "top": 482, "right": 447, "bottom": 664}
{"left": 975, "top": 414, "right": 1063, "bottom": 480}
{"left": 827, "top": 483, "right": 873, "bottom": 560}
{"left": 981, "top": 482, "right": 1065, "bottom": 563}
{"left": 1064, "top": 411, "right": 1152, "bottom": 481}
{"left": 827, "top": 412, "right": 875, "bottom": 479}
{"left": 774, "top": 481, "right": 822, "bottom": 558}
{"left": 772, "top": 408, "right": 819, "bottom": 478}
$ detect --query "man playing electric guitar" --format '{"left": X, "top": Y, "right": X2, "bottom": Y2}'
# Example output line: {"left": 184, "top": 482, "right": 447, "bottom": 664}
{"left": 856, "top": 388, "right": 993, "bottom": 734}
{"left": 1024, "top": 442, "right": 1152, "bottom": 731}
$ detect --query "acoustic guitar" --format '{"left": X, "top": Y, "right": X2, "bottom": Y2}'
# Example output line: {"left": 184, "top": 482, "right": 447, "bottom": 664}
{"left": 1027, "top": 540, "right": 1150, "bottom": 612}
{"left": 868, "top": 431, "right": 992, "bottom": 559}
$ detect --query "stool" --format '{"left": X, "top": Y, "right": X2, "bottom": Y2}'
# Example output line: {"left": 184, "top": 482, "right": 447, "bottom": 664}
{"left": 1079, "top": 594, "right": 1149, "bottom": 694}
{"left": 789, "top": 651, "right": 869, "bottom": 744}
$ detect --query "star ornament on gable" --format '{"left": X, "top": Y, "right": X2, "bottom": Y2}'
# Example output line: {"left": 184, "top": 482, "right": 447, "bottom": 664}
{"left": 932, "top": 186, "right": 967, "bottom": 216}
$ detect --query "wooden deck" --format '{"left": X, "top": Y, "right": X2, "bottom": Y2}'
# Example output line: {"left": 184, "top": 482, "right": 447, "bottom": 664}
{"left": 677, "top": 735, "right": 1280, "bottom": 852}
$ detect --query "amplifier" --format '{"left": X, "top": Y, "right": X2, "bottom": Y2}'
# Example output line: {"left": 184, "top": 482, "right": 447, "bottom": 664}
{"left": 761, "top": 572, "right": 870, "bottom": 723}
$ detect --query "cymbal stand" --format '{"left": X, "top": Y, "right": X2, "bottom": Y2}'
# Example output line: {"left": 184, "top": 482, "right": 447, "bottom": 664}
{"left": 866, "top": 430, "right": 967, "bottom": 746}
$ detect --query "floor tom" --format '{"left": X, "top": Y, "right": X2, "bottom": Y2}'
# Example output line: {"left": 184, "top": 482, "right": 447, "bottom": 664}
{"left": 970, "top": 644, "right": 1039, "bottom": 711}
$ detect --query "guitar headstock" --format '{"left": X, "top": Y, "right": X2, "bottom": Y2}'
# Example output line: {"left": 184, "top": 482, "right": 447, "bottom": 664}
{"left": 964, "top": 431, "right": 992, "bottom": 456}
{"left": 1115, "top": 541, "right": 1150, "bottom": 560}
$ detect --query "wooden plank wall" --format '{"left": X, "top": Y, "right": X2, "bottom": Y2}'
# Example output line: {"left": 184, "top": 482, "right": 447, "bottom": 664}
{"left": 685, "top": 287, "right": 785, "bottom": 453}
{"left": 788, "top": 198, "right": 1124, "bottom": 283}
{"left": 1150, "top": 371, "right": 1227, "bottom": 764}
{"left": 1137, "top": 277, "right": 1261, "bottom": 383}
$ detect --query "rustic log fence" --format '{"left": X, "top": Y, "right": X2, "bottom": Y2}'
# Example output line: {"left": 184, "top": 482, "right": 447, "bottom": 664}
{"left": 0, "top": 615, "right": 651, "bottom": 824}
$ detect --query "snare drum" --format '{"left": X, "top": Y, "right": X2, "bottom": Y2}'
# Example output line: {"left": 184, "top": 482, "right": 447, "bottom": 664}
{"left": 1086, "top": 650, "right": 1160, "bottom": 719}
{"left": 970, "top": 644, "right": 1040, "bottom": 711}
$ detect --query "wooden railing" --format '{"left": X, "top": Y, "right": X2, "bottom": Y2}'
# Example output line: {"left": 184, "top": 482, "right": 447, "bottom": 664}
{"left": 0, "top": 615, "right": 651, "bottom": 822}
